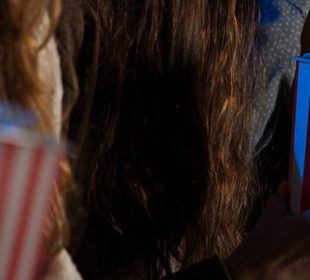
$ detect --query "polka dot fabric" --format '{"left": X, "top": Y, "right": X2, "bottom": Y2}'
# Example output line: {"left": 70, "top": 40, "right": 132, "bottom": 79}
{"left": 254, "top": 0, "right": 310, "bottom": 154}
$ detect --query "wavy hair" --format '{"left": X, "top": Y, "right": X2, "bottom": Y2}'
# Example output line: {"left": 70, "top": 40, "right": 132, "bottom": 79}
{"left": 0, "top": 0, "right": 70, "bottom": 265}
{"left": 84, "top": 0, "right": 259, "bottom": 278}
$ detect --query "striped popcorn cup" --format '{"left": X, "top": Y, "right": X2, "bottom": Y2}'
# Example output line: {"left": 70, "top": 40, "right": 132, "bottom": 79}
{"left": 289, "top": 54, "right": 310, "bottom": 216}
{"left": 0, "top": 127, "right": 64, "bottom": 280}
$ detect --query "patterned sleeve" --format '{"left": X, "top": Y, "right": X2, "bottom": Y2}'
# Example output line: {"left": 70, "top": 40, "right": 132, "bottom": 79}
{"left": 254, "top": 0, "right": 310, "bottom": 153}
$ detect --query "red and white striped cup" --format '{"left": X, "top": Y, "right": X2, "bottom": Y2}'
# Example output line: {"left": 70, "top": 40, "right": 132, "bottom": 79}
{"left": 0, "top": 129, "right": 64, "bottom": 280}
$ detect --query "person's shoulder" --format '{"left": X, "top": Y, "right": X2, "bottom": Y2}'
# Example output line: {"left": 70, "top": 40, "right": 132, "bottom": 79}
{"left": 259, "top": 0, "right": 310, "bottom": 26}
{"left": 276, "top": 0, "right": 310, "bottom": 19}
{"left": 258, "top": 0, "right": 310, "bottom": 50}
{"left": 284, "top": 0, "right": 310, "bottom": 17}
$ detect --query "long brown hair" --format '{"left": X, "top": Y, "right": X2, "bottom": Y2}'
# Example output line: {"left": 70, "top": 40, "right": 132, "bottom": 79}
{"left": 0, "top": 0, "right": 69, "bottom": 260}
{"left": 82, "top": 0, "right": 258, "bottom": 278}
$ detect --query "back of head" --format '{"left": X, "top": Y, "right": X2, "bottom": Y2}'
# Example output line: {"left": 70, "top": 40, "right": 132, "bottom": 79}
{"left": 82, "top": 0, "right": 258, "bottom": 278}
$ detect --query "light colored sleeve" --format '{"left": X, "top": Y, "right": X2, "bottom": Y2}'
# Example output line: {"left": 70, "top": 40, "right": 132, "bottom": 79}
{"left": 36, "top": 13, "right": 64, "bottom": 139}
{"left": 43, "top": 249, "right": 82, "bottom": 280}
{"left": 36, "top": 14, "right": 81, "bottom": 280}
